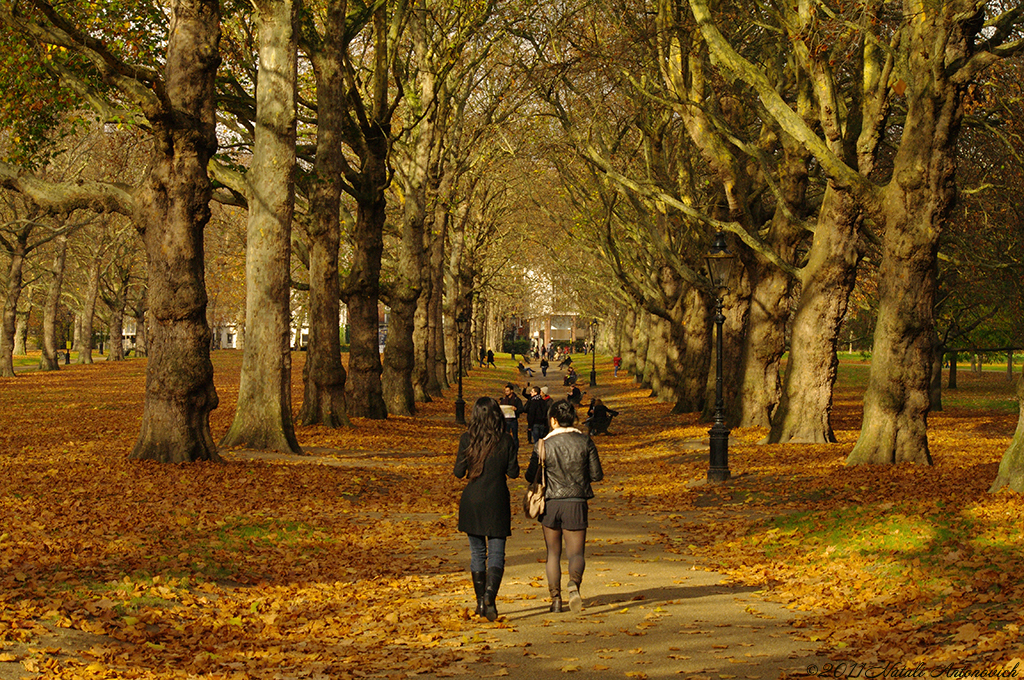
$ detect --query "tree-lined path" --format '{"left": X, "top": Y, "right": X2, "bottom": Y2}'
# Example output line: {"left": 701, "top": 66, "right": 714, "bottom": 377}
{"left": 2, "top": 352, "right": 1022, "bottom": 678}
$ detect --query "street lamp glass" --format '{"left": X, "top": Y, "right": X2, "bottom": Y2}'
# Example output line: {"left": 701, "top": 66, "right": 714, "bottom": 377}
{"left": 705, "top": 232, "right": 735, "bottom": 291}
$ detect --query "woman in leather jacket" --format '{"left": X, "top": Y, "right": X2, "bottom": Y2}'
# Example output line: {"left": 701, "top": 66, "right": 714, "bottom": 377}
{"left": 525, "top": 399, "right": 603, "bottom": 614}
{"left": 455, "top": 397, "right": 520, "bottom": 621}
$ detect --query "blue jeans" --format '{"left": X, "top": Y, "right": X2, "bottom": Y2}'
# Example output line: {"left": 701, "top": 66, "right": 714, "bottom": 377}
{"left": 468, "top": 535, "right": 507, "bottom": 571}
{"left": 531, "top": 423, "right": 547, "bottom": 444}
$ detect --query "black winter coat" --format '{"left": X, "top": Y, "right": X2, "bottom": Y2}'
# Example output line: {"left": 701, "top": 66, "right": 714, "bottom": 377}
{"left": 524, "top": 395, "right": 550, "bottom": 429}
{"left": 526, "top": 427, "right": 603, "bottom": 500}
{"left": 454, "top": 431, "right": 520, "bottom": 537}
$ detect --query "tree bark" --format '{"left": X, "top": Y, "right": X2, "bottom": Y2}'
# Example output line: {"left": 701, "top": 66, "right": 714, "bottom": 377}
{"left": 221, "top": 0, "right": 302, "bottom": 453}
{"left": 130, "top": 0, "right": 222, "bottom": 464}
{"left": 768, "top": 188, "right": 861, "bottom": 443}
{"left": 847, "top": 2, "right": 969, "bottom": 466}
{"left": 298, "top": 2, "right": 351, "bottom": 428}
{"left": 107, "top": 295, "right": 126, "bottom": 361}
{"left": 990, "top": 375, "right": 1024, "bottom": 493}
{"left": 672, "top": 286, "right": 711, "bottom": 413}
{"left": 634, "top": 309, "right": 650, "bottom": 387}
{"left": 39, "top": 234, "right": 69, "bottom": 371}
{"left": 426, "top": 209, "right": 448, "bottom": 395}
{"left": 0, "top": 234, "right": 28, "bottom": 377}
{"left": 344, "top": 197, "right": 388, "bottom": 419}
{"left": 76, "top": 255, "right": 101, "bottom": 364}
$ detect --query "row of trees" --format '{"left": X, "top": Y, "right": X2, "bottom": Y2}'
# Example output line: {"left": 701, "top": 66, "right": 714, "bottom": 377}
{"left": 2, "top": 0, "right": 1023, "bottom": 490}
{"left": 1, "top": 0, "right": 547, "bottom": 462}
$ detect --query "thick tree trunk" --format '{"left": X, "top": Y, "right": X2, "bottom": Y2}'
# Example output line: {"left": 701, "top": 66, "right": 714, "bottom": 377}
{"left": 300, "top": 227, "right": 350, "bottom": 427}
{"left": 672, "top": 287, "right": 710, "bottom": 413}
{"left": 40, "top": 234, "right": 68, "bottom": 371}
{"left": 134, "top": 309, "right": 148, "bottom": 357}
{"left": 846, "top": 218, "right": 939, "bottom": 465}
{"left": 768, "top": 188, "right": 861, "bottom": 443}
{"left": 948, "top": 351, "right": 957, "bottom": 388}
{"left": 412, "top": 271, "right": 432, "bottom": 402}
{"left": 621, "top": 306, "right": 637, "bottom": 376}
{"left": 1, "top": 241, "right": 28, "bottom": 377}
{"left": 634, "top": 310, "right": 650, "bottom": 387}
{"left": 299, "top": 11, "right": 351, "bottom": 428}
{"left": 426, "top": 215, "right": 447, "bottom": 395}
{"left": 13, "top": 310, "right": 29, "bottom": 356}
{"left": 847, "top": 4, "right": 966, "bottom": 466}
{"left": 107, "top": 299, "right": 126, "bottom": 361}
{"left": 221, "top": 0, "right": 302, "bottom": 453}
{"left": 646, "top": 315, "right": 677, "bottom": 403}
{"left": 990, "top": 375, "right": 1024, "bottom": 493}
{"left": 345, "top": 196, "right": 388, "bottom": 419}
{"left": 129, "top": 0, "right": 221, "bottom": 464}
{"left": 77, "top": 256, "right": 100, "bottom": 364}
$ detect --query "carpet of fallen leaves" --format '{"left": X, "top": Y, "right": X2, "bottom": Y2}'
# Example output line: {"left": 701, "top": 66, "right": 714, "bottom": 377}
{"left": 2, "top": 352, "right": 1022, "bottom": 678}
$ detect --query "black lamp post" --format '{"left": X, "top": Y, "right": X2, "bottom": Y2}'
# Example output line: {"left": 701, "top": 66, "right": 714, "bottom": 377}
{"left": 455, "top": 312, "right": 468, "bottom": 425}
{"left": 705, "top": 232, "right": 735, "bottom": 483}
{"left": 589, "top": 319, "right": 598, "bottom": 387}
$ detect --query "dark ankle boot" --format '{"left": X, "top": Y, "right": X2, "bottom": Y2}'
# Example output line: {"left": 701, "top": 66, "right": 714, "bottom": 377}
{"left": 483, "top": 567, "right": 504, "bottom": 622}
{"left": 549, "top": 597, "right": 563, "bottom": 613}
{"left": 471, "top": 571, "right": 486, "bottom": 617}
{"left": 567, "top": 581, "right": 582, "bottom": 614}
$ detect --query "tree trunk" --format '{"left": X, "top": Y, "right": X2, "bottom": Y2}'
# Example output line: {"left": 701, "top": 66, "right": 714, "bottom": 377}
{"left": 221, "top": 0, "right": 302, "bottom": 453}
{"left": 0, "top": 238, "right": 28, "bottom": 377}
{"left": 929, "top": 343, "right": 943, "bottom": 412}
{"left": 299, "top": 8, "right": 351, "bottom": 428}
{"left": 847, "top": 220, "right": 938, "bottom": 465}
{"left": 135, "top": 308, "right": 148, "bottom": 357}
{"left": 646, "top": 314, "right": 676, "bottom": 403}
{"left": 768, "top": 188, "right": 861, "bottom": 443}
{"left": 40, "top": 234, "right": 69, "bottom": 371}
{"left": 847, "top": 3, "right": 967, "bottom": 466}
{"left": 948, "top": 351, "right": 957, "bottom": 388}
{"left": 77, "top": 256, "right": 100, "bottom": 364}
{"left": 671, "top": 287, "right": 710, "bottom": 413}
{"left": 735, "top": 143, "right": 808, "bottom": 427}
{"left": 621, "top": 306, "right": 637, "bottom": 376}
{"left": 634, "top": 310, "right": 650, "bottom": 387}
{"left": 344, "top": 196, "right": 388, "bottom": 419}
{"left": 108, "top": 299, "right": 126, "bottom": 361}
{"left": 13, "top": 311, "right": 28, "bottom": 356}
{"left": 72, "top": 311, "right": 83, "bottom": 355}
{"left": 129, "top": 0, "right": 221, "bottom": 464}
{"left": 426, "top": 211, "right": 447, "bottom": 395}
{"left": 990, "top": 374, "right": 1024, "bottom": 493}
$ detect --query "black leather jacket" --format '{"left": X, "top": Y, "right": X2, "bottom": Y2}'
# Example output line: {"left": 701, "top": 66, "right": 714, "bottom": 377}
{"left": 526, "top": 428, "right": 603, "bottom": 500}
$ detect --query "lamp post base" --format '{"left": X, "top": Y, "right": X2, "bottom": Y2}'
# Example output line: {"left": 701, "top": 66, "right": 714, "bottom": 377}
{"left": 455, "top": 398, "right": 466, "bottom": 425}
{"left": 589, "top": 370, "right": 596, "bottom": 387}
{"left": 707, "top": 423, "right": 731, "bottom": 483}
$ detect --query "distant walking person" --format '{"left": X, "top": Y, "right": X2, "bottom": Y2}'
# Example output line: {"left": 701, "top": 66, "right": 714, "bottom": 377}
{"left": 486, "top": 349, "right": 496, "bottom": 368}
{"left": 454, "top": 397, "right": 520, "bottom": 621}
{"left": 526, "top": 399, "right": 603, "bottom": 614}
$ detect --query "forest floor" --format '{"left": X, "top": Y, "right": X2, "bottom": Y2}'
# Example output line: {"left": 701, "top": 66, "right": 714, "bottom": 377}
{"left": 1, "top": 351, "right": 1022, "bottom": 679}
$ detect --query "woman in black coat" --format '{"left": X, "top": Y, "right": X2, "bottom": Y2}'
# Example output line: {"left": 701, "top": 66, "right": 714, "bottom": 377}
{"left": 454, "top": 397, "right": 520, "bottom": 621}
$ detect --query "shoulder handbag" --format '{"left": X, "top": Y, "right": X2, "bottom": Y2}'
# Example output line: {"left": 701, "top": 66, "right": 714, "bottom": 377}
{"left": 522, "top": 438, "right": 546, "bottom": 519}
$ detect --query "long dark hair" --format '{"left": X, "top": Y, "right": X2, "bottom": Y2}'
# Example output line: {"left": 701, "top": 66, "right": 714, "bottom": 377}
{"left": 464, "top": 397, "right": 505, "bottom": 480}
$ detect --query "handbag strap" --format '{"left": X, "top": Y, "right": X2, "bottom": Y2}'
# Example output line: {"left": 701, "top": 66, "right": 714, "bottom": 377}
{"left": 537, "top": 438, "right": 546, "bottom": 483}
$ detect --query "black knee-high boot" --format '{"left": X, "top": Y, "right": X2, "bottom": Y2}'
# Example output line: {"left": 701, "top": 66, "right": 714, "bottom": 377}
{"left": 471, "top": 571, "right": 486, "bottom": 617}
{"left": 483, "top": 567, "right": 504, "bottom": 622}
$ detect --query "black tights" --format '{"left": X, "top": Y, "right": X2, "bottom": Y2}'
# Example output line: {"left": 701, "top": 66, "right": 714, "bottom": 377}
{"left": 543, "top": 526, "right": 586, "bottom": 597}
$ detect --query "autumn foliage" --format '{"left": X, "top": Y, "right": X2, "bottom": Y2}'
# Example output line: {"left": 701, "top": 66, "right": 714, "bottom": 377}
{"left": 1, "top": 353, "right": 1022, "bottom": 677}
